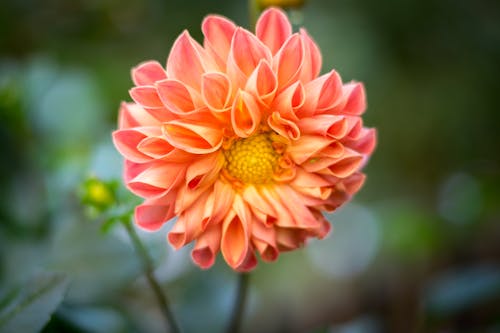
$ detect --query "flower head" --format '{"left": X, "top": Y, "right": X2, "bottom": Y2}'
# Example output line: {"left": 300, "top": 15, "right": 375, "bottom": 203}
{"left": 113, "top": 8, "right": 376, "bottom": 271}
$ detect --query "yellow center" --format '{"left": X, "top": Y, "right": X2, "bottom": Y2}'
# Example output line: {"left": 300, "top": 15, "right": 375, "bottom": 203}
{"left": 224, "top": 133, "right": 279, "bottom": 184}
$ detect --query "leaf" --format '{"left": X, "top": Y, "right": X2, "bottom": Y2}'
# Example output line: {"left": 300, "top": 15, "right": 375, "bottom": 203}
{"left": 0, "top": 272, "right": 69, "bottom": 333}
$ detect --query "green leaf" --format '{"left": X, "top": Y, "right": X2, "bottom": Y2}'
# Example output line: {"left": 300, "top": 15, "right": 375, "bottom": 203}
{"left": 0, "top": 272, "right": 69, "bottom": 333}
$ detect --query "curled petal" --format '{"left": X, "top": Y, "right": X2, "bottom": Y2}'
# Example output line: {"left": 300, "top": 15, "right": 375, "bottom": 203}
{"left": 245, "top": 60, "right": 277, "bottom": 106}
{"left": 221, "top": 196, "right": 251, "bottom": 269}
{"left": 276, "top": 227, "right": 306, "bottom": 251}
{"left": 274, "top": 185, "right": 321, "bottom": 229}
{"left": 202, "top": 15, "right": 237, "bottom": 69}
{"left": 267, "top": 111, "right": 300, "bottom": 141}
{"left": 345, "top": 128, "right": 377, "bottom": 155}
{"left": 112, "top": 127, "right": 162, "bottom": 163}
{"left": 243, "top": 185, "right": 277, "bottom": 224}
{"left": 129, "top": 86, "right": 164, "bottom": 109}
{"left": 299, "top": 29, "right": 322, "bottom": 82}
{"left": 137, "top": 136, "right": 192, "bottom": 162}
{"left": 287, "top": 135, "right": 333, "bottom": 164}
{"left": 135, "top": 191, "right": 177, "bottom": 231}
{"left": 118, "top": 102, "right": 161, "bottom": 129}
{"left": 273, "top": 34, "right": 303, "bottom": 90}
{"left": 156, "top": 79, "right": 203, "bottom": 115}
{"left": 252, "top": 220, "right": 278, "bottom": 262}
{"left": 185, "top": 152, "right": 224, "bottom": 190}
{"left": 162, "top": 118, "right": 223, "bottom": 154}
{"left": 201, "top": 72, "right": 232, "bottom": 112}
{"left": 271, "top": 81, "right": 305, "bottom": 121}
{"left": 231, "top": 90, "right": 261, "bottom": 138}
{"left": 298, "top": 115, "right": 348, "bottom": 139}
{"left": 256, "top": 7, "right": 292, "bottom": 55}
{"left": 308, "top": 148, "right": 364, "bottom": 178}
{"left": 191, "top": 224, "right": 222, "bottom": 269}
{"left": 300, "top": 70, "right": 343, "bottom": 116}
{"left": 235, "top": 250, "right": 258, "bottom": 272}
{"left": 128, "top": 163, "right": 185, "bottom": 198}
{"left": 341, "top": 82, "right": 366, "bottom": 115}
{"left": 166, "top": 31, "right": 216, "bottom": 90}
{"left": 132, "top": 61, "right": 167, "bottom": 86}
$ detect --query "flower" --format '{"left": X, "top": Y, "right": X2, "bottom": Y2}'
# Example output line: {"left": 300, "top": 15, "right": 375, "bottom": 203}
{"left": 112, "top": 8, "right": 376, "bottom": 271}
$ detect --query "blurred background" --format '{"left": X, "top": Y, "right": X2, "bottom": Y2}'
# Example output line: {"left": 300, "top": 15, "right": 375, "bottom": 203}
{"left": 1, "top": 0, "right": 499, "bottom": 332}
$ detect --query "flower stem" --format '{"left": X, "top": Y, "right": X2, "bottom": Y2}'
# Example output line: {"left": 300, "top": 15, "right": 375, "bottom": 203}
{"left": 123, "top": 219, "right": 181, "bottom": 333}
{"left": 225, "top": 273, "right": 250, "bottom": 333}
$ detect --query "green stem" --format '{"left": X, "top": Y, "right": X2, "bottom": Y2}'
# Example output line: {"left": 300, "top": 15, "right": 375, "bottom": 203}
{"left": 248, "top": 0, "right": 260, "bottom": 31}
{"left": 123, "top": 219, "right": 181, "bottom": 333}
{"left": 225, "top": 273, "right": 250, "bottom": 333}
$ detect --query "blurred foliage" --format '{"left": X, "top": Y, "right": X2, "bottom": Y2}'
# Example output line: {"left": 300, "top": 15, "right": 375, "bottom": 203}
{"left": 0, "top": 0, "right": 499, "bottom": 332}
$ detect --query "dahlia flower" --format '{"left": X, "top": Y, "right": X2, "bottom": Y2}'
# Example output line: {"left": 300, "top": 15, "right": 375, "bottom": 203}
{"left": 112, "top": 8, "right": 376, "bottom": 271}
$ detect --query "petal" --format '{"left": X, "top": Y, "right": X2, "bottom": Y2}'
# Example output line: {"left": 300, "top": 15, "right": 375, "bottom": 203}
{"left": 307, "top": 148, "right": 363, "bottom": 178}
{"left": 131, "top": 60, "right": 167, "bottom": 86}
{"left": 235, "top": 250, "right": 257, "bottom": 272}
{"left": 256, "top": 7, "right": 292, "bottom": 55}
{"left": 137, "top": 136, "right": 192, "bottom": 162}
{"left": 113, "top": 127, "right": 162, "bottom": 163}
{"left": 202, "top": 15, "right": 237, "bottom": 69}
{"left": 191, "top": 224, "right": 222, "bottom": 269}
{"left": 344, "top": 128, "right": 377, "bottom": 155}
{"left": 300, "top": 70, "right": 343, "bottom": 116}
{"left": 299, "top": 29, "right": 322, "bottom": 82}
{"left": 287, "top": 134, "right": 333, "bottom": 164}
{"left": 271, "top": 81, "right": 305, "bottom": 121}
{"left": 267, "top": 111, "right": 300, "bottom": 141}
{"left": 129, "top": 86, "right": 164, "bottom": 108}
{"left": 162, "top": 117, "right": 223, "bottom": 154}
{"left": 276, "top": 227, "right": 306, "bottom": 251}
{"left": 298, "top": 115, "right": 348, "bottom": 139}
{"left": 245, "top": 60, "right": 277, "bottom": 107}
{"left": 231, "top": 90, "right": 261, "bottom": 138}
{"left": 251, "top": 220, "right": 279, "bottom": 262}
{"left": 118, "top": 102, "right": 161, "bottom": 129}
{"left": 273, "top": 185, "right": 321, "bottom": 229}
{"left": 185, "top": 152, "right": 224, "bottom": 190}
{"left": 135, "top": 192, "right": 176, "bottom": 231}
{"left": 273, "top": 34, "right": 303, "bottom": 90}
{"left": 156, "top": 79, "right": 203, "bottom": 115}
{"left": 166, "top": 31, "right": 216, "bottom": 90}
{"left": 243, "top": 185, "right": 277, "bottom": 224}
{"left": 221, "top": 196, "right": 250, "bottom": 269}
{"left": 201, "top": 72, "right": 232, "bottom": 112}
{"left": 341, "top": 82, "right": 366, "bottom": 115}
{"left": 128, "top": 163, "right": 185, "bottom": 198}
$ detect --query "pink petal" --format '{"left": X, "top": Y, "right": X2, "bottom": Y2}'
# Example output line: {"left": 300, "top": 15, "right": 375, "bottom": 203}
{"left": 341, "top": 172, "right": 366, "bottom": 195}
{"left": 112, "top": 127, "right": 161, "bottom": 163}
{"left": 137, "top": 136, "right": 192, "bottom": 162}
{"left": 162, "top": 117, "right": 223, "bottom": 154}
{"left": 286, "top": 134, "right": 333, "bottom": 164}
{"left": 131, "top": 60, "right": 167, "bottom": 86}
{"left": 341, "top": 82, "right": 366, "bottom": 115}
{"left": 168, "top": 192, "right": 208, "bottom": 249}
{"left": 191, "top": 224, "right": 222, "bottom": 269}
{"left": 235, "top": 250, "right": 257, "bottom": 272}
{"left": 267, "top": 111, "right": 300, "bottom": 141}
{"left": 321, "top": 149, "right": 364, "bottom": 178}
{"left": 166, "top": 31, "right": 216, "bottom": 90}
{"left": 276, "top": 227, "right": 306, "bottom": 251}
{"left": 156, "top": 79, "right": 203, "bottom": 115}
{"left": 231, "top": 90, "right": 261, "bottom": 138}
{"left": 256, "top": 7, "right": 292, "bottom": 55}
{"left": 129, "top": 86, "right": 164, "bottom": 109}
{"left": 273, "top": 34, "right": 303, "bottom": 90}
{"left": 201, "top": 72, "right": 232, "bottom": 112}
{"left": 274, "top": 185, "right": 321, "bottom": 229}
{"left": 118, "top": 102, "right": 162, "bottom": 129}
{"left": 128, "top": 163, "right": 185, "bottom": 198}
{"left": 300, "top": 70, "right": 343, "bottom": 116}
{"left": 298, "top": 115, "right": 348, "bottom": 139}
{"left": 135, "top": 193, "right": 176, "bottom": 231}
{"left": 271, "top": 81, "right": 305, "bottom": 121}
{"left": 221, "top": 197, "right": 250, "bottom": 269}
{"left": 299, "top": 29, "right": 322, "bottom": 82}
{"left": 202, "top": 15, "right": 237, "bottom": 69}
{"left": 185, "top": 152, "right": 224, "bottom": 190}
{"left": 245, "top": 60, "right": 277, "bottom": 107}
{"left": 345, "top": 128, "right": 377, "bottom": 155}
{"left": 242, "top": 185, "right": 277, "bottom": 224}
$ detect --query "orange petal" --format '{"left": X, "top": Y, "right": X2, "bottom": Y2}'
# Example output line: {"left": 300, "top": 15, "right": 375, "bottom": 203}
{"left": 286, "top": 134, "right": 333, "bottom": 164}
{"left": 118, "top": 102, "right": 162, "bottom": 129}
{"left": 129, "top": 86, "right": 164, "bottom": 109}
{"left": 191, "top": 224, "right": 222, "bottom": 269}
{"left": 202, "top": 15, "right": 237, "bottom": 69}
{"left": 128, "top": 163, "right": 185, "bottom": 198}
{"left": 344, "top": 128, "right": 377, "bottom": 155}
{"left": 271, "top": 81, "right": 305, "bottom": 121}
{"left": 185, "top": 152, "right": 224, "bottom": 190}
{"left": 162, "top": 118, "right": 223, "bottom": 154}
{"left": 341, "top": 82, "right": 366, "bottom": 115}
{"left": 300, "top": 70, "right": 343, "bottom": 116}
{"left": 299, "top": 29, "right": 322, "bottom": 82}
{"left": 166, "top": 31, "right": 216, "bottom": 90}
{"left": 252, "top": 220, "right": 278, "bottom": 262}
{"left": 137, "top": 136, "right": 192, "bottom": 162}
{"left": 231, "top": 90, "right": 261, "bottom": 138}
{"left": 201, "top": 72, "right": 232, "bottom": 112}
{"left": 298, "top": 115, "right": 348, "bottom": 139}
{"left": 135, "top": 192, "right": 176, "bottom": 231}
{"left": 235, "top": 250, "right": 258, "bottom": 272}
{"left": 131, "top": 60, "right": 167, "bottom": 86}
{"left": 267, "top": 111, "right": 300, "bottom": 141}
{"left": 256, "top": 7, "right": 292, "bottom": 55}
{"left": 245, "top": 60, "right": 277, "bottom": 107}
{"left": 273, "top": 34, "right": 303, "bottom": 90}
{"left": 274, "top": 185, "right": 321, "bottom": 229}
{"left": 156, "top": 79, "right": 203, "bottom": 115}
{"left": 221, "top": 196, "right": 250, "bottom": 269}
{"left": 113, "top": 129, "right": 151, "bottom": 163}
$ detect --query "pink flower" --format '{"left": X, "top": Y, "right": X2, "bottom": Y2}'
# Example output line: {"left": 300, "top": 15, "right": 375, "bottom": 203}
{"left": 113, "top": 8, "right": 376, "bottom": 271}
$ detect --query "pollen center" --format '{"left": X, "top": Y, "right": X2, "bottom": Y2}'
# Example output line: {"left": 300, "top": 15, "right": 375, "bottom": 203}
{"left": 224, "top": 133, "right": 279, "bottom": 184}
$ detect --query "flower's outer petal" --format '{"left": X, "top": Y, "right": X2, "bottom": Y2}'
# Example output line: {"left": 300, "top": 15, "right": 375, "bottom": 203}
{"left": 287, "top": 134, "right": 333, "bottom": 164}
{"left": 201, "top": 72, "right": 232, "bottom": 112}
{"left": 112, "top": 127, "right": 162, "bottom": 163}
{"left": 205, "top": 180, "right": 235, "bottom": 226}
{"left": 132, "top": 61, "right": 167, "bottom": 86}
{"left": 135, "top": 191, "right": 177, "bottom": 231}
{"left": 345, "top": 128, "right": 377, "bottom": 156}
{"left": 299, "top": 29, "right": 322, "bottom": 82}
{"left": 273, "top": 34, "right": 303, "bottom": 90}
{"left": 231, "top": 90, "right": 261, "bottom": 138}
{"left": 191, "top": 224, "right": 222, "bottom": 269}
{"left": 235, "top": 250, "right": 258, "bottom": 272}
{"left": 341, "top": 172, "right": 366, "bottom": 196}
{"left": 227, "top": 28, "right": 272, "bottom": 89}
{"left": 341, "top": 82, "right": 366, "bottom": 115}
{"left": 128, "top": 163, "right": 185, "bottom": 198}
{"left": 268, "top": 111, "right": 300, "bottom": 141}
{"left": 256, "top": 7, "right": 292, "bottom": 55}
{"left": 137, "top": 136, "right": 192, "bottom": 162}
{"left": 245, "top": 60, "right": 277, "bottom": 107}
{"left": 156, "top": 79, "right": 203, "bottom": 115}
{"left": 202, "top": 15, "right": 237, "bottom": 69}
{"left": 185, "top": 152, "right": 224, "bottom": 190}
{"left": 298, "top": 115, "right": 348, "bottom": 139}
{"left": 162, "top": 118, "right": 223, "bottom": 154}
{"left": 252, "top": 220, "right": 279, "bottom": 262}
{"left": 221, "top": 196, "right": 251, "bottom": 269}
{"left": 306, "top": 148, "right": 363, "bottom": 178}
{"left": 271, "top": 81, "right": 305, "bottom": 121}
{"left": 300, "top": 70, "right": 343, "bottom": 116}
{"left": 274, "top": 185, "right": 320, "bottom": 229}
{"left": 118, "top": 102, "right": 162, "bottom": 129}
{"left": 166, "top": 31, "right": 216, "bottom": 90}
{"left": 129, "top": 86, "right": 164, "bottom": 109}
{"left": 275, "top": 227, "right": 306, "bottom": 251}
